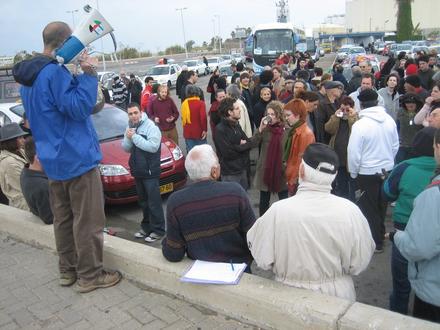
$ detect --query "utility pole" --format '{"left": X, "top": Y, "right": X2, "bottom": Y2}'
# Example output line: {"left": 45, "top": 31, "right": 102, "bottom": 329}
{"left": 212, "top": 18, "right": 216, "bottom": 52}
{"left": 176, "top": 7, "right": 189, "bottom": 58}
{"left": 66, "top": 9, "right": 79, "bottom": 28}
{"left": 215, "top": 15, "right": 221, "bottom": 53}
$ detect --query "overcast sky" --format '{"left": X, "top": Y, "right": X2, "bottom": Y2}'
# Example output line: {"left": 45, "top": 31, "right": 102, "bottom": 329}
{"left": 0, "top": 0, "right": 345, "bottom": 56}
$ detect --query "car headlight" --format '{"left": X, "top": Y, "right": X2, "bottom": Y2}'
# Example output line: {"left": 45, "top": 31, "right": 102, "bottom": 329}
{"left": 171, "top": 146, "right": 184, "bottom": 161}
{"left": 99, "top": 164, "right": 129, "bottom": 176}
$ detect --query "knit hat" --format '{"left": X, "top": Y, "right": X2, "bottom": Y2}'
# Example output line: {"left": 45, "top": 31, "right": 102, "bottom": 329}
{"left": 323, "top": 80, "right": 344, "bottom": 90}
{"left": 358, "top": 89, "right": 378, "bottom": 102}
{"left": 412, "top": 127, "right": 436, "bottom": 157}
{"left": 405, "top": 75, "right": 421, "bottom": 88}
{"left": 405, "top": 64, "right": 418, "bottom": 76}
{"left": 399, "top": 93, "right": 423, "bottom": 108}
{"left": 0, "top": 123, "right": 28, "bottom": 142}
{"left": 303, "top": 143, "right": 339, "bottom": 174}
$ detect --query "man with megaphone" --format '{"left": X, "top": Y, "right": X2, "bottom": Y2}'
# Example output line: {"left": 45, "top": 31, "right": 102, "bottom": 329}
{"left": 13, "top": 20, "right": 122, "bottom": 293}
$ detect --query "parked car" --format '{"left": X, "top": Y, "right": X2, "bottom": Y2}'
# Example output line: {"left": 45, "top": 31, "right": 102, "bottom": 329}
{"left": 393, "top": 43, "right": 412, "bottom": 57}
{"left": 0, "top": 102, "right": 23, "bottom": 126}
{"left": 143, "top": 64, "right": 181, "bottom": 89}
{"left": 340, "top": 54, "right": 380, "bottom": 81}
{"left": 231, "top": 53, "right": 244, "bottom": 64}
{"left": 218, "top": 65, "right": 233, "bottom": 84}
{"left": 206, "top": 57, "right": 223, "bottom": 72}
{"left": 94, "top": 104, "right": 186, "bottom": 204}
{"left": 220, "top": 54, "right": 233, "bottom": 65}
{"left": 1, "top": 103, "right": 187, "bottom": 204}
{"left": 183, "top": 59, "right": 208, "bottom": 76}
{"left": 409, "top": 45, "right": 429, "bottom": 58}
{"left": 336, "top": 45, "right": 355, "bottom": 60}
{"left": 98, "top": 71, "right": 116, "bottom": 85}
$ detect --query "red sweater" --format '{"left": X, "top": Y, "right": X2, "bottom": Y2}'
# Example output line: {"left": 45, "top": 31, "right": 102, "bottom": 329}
{"left": 148, "top": 97, "right": 179, "bottom": 131}
{"left": 183, "top": 99, "right": 207, "bottom": 139}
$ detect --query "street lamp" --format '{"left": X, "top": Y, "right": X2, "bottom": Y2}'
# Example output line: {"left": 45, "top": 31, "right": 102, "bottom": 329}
{"left": 383, "top": 19, "right": 389, "bottom": 41}
{"left": 212, "top": 18, "right": 216, "bottom": 52}
{"left": 66, "top": 9, "right": 79, "bottom": 28}
{"left": 214, "top": 14, "right": 221, "bottom": 53}
{"left": 176, "top": 7, "right": 188, "bottom": 59}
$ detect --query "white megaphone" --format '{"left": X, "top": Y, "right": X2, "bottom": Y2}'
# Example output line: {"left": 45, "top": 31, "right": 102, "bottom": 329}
{"left": 55, "top": 5, "right": 116, "bottom": 64}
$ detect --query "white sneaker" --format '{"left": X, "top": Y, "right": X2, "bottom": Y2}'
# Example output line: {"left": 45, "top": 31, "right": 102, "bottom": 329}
{"left": 144, "top": 232, "right": 163, "bottom": 243}
{"left": 134, "top": 229, "right": 147, "bottom": 239}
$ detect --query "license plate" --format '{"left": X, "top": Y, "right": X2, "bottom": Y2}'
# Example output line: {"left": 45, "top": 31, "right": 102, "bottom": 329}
{"left": 160, "top": 183, "right": 173, "bottom": 194}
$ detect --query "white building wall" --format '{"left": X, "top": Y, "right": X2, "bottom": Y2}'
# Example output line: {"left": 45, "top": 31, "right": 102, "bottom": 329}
{"left": 345, "top": 0, "right": 439, "bottom": 33}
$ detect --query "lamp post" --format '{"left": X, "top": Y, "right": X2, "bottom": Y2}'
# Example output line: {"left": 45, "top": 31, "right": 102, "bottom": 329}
{"left": 383, "top": 19, "right": 389, "bottom": 41}
{"left": 66, "top": 9, "right": 79, "bottom": 28}
{"left": 214, "top": 15, "right": 221, "bottom": 53}
{"left": 212, "top": 18, "right": 216, "bottom": 53}
{"left": 176, "top": 7, "right": 188, "bottom": 59}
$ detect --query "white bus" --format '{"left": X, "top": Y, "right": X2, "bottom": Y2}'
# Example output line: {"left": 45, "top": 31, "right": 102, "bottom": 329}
{"left": 251, "top": 23, "right": 304, "bottom": 73}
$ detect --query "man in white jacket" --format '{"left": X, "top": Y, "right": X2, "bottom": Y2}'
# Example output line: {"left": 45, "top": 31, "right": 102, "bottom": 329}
{"left": 247, "top": 143, "right": 375, "bottom": 302}
{"left": 348, "top": 89, "right": 399, "bottom": 252}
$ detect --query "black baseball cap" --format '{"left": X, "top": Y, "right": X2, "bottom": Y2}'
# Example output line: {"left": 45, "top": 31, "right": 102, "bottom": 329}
{"left": 303, "top": 143, "right": 339, "bottom": 174}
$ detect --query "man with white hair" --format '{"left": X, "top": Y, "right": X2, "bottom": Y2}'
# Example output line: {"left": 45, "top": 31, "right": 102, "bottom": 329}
{"left": 162, "top": 144, "right": 256, "bottom": 267}
{"left": 247, "top": 143, "right": 375, "bottom": 301}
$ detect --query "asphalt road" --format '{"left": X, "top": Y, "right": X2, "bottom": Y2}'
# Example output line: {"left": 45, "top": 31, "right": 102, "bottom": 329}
{"left": 104, "top": 53, "right": 394, "bottom": 311}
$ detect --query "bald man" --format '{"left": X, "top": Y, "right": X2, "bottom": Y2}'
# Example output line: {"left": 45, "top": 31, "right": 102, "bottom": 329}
{"left": 13, "top": 21, "right": 121, "bottom": 293}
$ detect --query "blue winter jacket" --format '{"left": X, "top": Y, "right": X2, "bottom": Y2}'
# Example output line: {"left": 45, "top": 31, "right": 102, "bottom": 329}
{"left": 13, "top": 56, "right": 101, "bottom": 180}
{"left": 122, "top": 113, "right": 162, "bottom": 179}
{"left": 394, "top": 174, "right": 440, "bottom": 307}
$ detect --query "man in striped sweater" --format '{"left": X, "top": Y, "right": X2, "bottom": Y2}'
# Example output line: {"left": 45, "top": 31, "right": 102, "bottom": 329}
{"left": 162, "top": 144, "right": 256, "bottom": 268}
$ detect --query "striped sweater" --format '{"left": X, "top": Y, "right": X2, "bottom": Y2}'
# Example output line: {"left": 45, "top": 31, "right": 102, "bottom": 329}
{"left": 162, "top": 180, "right": 256, "bottom": 264}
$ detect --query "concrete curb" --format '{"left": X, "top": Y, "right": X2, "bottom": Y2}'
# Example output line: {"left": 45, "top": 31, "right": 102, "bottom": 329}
{"left": 1, "top": 205, "right": 438, "bottom": 329}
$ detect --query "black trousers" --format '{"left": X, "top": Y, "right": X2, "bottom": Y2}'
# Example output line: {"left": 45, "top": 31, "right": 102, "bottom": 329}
{"left": 414, "top": 295, "right": 440, "bottom": 323}
{"left": 355, "top": 174, "right": 387, "bottom": 249}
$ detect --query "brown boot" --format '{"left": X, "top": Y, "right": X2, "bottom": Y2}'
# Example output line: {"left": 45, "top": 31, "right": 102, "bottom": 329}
{"left": 76, "top": 270, "right": 122, "bottom": 293}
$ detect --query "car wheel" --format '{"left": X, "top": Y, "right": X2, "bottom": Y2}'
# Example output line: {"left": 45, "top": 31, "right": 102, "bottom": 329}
{"left": 167, "top": 81, "right": 172, "bottom": 89}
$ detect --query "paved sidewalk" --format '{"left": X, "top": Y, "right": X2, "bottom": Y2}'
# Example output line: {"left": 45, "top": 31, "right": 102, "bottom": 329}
{"left": 0, "top": 234, "right": 256, "bottom": 330}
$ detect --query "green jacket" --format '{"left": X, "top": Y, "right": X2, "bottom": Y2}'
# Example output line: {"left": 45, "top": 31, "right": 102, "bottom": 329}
{"left": 383, "top": 156, "right": 436, "bottom": 225}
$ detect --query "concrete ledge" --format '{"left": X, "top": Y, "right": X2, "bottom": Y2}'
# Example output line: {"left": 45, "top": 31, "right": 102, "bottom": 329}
{"left": 1, "top": 205, "right": 437, "bottom": 329}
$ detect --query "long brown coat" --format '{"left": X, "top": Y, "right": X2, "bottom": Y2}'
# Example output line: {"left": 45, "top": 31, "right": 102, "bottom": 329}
{"left": 253, "top": 128, "right": 289, "bottom": 192}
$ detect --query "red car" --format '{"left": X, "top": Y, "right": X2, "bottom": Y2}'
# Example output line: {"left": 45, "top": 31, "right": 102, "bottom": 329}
{"left": 92, "top": 104, "right": 186, "bottom": 204}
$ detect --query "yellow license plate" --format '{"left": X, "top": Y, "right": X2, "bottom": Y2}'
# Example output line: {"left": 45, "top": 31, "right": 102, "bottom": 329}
{"left": 160, "top": 183, "right": 174, "bottom": 194}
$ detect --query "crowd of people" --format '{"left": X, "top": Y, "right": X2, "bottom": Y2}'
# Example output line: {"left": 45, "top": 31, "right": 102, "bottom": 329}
{"left": 1, "top": 20, "right": 439, "bottom": 323}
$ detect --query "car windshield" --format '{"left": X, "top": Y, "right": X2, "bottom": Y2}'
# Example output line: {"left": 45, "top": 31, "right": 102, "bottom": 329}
{"left": 207, "top": 58, "right": 218, "bottom": 63}
{"left": 91, "top": 105, "right": 128, "bottom": 141}
{"left": 350, "top": 47, "right": 365, "bottom": 54}
{"left": 338, "top": 47, "right": 351, "bottom": 53}
{"left": 149, "top": 66, "right": 169, "bottom": 75}
{"left": 184, "top": 61, "right": 197, "bottom": 66}
{"left": 219, "top": 67, "right": 233, "bottom": 76}
{"left": 413, "top": 46, "right": 428, "bottom": 52}
{"left": 9, "top": 104, "right": 25, "bottom": 117}
{"left": 221, "top": 55, "right": 231, "bottom": 60}
{"left": 397, "top": 44, "right": 412, "bottom": 51}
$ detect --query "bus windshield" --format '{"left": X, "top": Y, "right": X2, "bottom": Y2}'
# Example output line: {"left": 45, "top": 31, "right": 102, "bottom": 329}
{"left": 254, "top": 29, "right": 293, "bottom": 55}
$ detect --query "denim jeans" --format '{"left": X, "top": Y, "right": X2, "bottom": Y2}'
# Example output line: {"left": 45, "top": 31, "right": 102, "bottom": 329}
{"left": 185, "top": 139, "right": 207, "bottom": 153}
{"left": 389, "top": 242, "right": 410, "bottom": 315}
{"left": 135, "top": 178, "right": 165, "bottom": 236}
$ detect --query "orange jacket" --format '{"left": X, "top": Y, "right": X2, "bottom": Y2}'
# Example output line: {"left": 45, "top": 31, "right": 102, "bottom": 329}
{"left": 285, "top": 122, "right": 315, "bottom": 186}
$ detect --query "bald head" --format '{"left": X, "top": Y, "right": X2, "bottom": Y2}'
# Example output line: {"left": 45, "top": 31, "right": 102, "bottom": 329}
{"left": 42, "top": 21, "right": 71, "bottom": 52}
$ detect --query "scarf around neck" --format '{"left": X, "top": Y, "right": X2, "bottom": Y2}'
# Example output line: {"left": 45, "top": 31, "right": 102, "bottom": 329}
{"left": 283, "top": 120, "right": 304, "bottom": 162}
{"left": 181, "top": 96, "right": 200, "bottom": 126}
{"left": 263, "top": 123, "right": 285, "bottom": 192}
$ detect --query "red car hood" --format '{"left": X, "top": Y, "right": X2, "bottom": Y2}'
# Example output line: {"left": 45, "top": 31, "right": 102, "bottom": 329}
{"left": 100, "top": 137, "right": 173, "bottom": 166}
